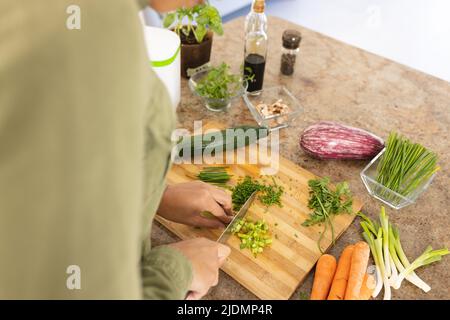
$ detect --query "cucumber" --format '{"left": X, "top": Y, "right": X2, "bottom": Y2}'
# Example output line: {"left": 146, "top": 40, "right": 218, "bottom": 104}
{"left": 175, "top": 125, "right": 269, "bottom": 160}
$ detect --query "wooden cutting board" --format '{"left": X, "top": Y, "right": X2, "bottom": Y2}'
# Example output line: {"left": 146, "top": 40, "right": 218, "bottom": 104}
{"left": 156, "top": 123, "right": 363, "bottom": 300}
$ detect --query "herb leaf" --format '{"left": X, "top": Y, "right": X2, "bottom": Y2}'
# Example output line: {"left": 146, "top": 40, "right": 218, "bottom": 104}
{"left": 163, "top": 3, "right": 223, "bottom": 43}
{"left": 303, "top": 177, "right": 354, "bottom": 252}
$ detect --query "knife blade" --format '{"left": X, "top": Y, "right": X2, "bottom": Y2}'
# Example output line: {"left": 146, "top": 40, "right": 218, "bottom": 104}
{"left": 217, "top": 191, "right": 257, "bottom": 244}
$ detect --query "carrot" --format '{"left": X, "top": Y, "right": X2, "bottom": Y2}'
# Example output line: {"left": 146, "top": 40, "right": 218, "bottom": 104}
{"left": 344, "top": 241, "right": 370, "bottom": 300}
{"left": 327, "top": 245, "right": 354, "bottom": 300}
{"left": 359, "top": 273, "right": 375, "bottom": 300}
{"left": 310, "top": 254, "right": 337, "bottom": 300}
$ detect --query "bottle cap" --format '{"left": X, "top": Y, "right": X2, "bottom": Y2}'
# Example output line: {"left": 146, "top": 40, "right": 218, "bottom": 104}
{"left": 282, "top": 29, "right": 302, "bottom": 49}
{"left": 253, "top": 0, "right": 265, "bottom": 13}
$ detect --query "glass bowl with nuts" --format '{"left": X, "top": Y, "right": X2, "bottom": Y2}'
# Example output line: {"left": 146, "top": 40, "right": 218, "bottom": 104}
{"left": 243, "top": 86, "right": 303, "bottom": 130}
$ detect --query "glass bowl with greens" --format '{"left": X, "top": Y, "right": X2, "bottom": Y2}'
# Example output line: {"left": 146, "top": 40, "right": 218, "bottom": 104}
{"left": 189, "top": 63, "right": 248, "bottom": 112}
{"left": 361, "top": 133, "right": 439, "bottom": 209}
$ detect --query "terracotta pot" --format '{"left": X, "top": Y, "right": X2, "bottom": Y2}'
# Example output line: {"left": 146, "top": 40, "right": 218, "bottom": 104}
{"left": 180, "top": 31, "right": 213, "bottom": 78}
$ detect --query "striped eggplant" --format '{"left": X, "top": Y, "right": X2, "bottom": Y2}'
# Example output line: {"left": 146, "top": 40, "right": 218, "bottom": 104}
{"left": 300, "top": 121, "right": 384, "bottom": 160}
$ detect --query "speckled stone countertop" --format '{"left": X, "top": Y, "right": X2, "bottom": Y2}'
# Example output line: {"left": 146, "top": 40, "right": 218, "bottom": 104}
{"left": 152, "top": 16, "right": 450, "bottom": 300}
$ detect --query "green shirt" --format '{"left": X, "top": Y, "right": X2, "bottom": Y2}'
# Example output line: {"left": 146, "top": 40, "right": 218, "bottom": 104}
{"left": 0, "top": 0, "right": 192, "bottom": 299}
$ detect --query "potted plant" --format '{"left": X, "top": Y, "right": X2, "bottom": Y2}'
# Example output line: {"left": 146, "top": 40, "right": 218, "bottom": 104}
{"left": 163, "top": 3, "right": 223, "bottom": 78}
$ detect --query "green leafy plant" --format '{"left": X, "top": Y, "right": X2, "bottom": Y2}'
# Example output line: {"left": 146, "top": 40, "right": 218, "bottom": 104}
{"left": 163, "top": 3, "right": 223, "bottom": 44}
{"left": 195, "top": 63, "right": 253, "bottom": 100}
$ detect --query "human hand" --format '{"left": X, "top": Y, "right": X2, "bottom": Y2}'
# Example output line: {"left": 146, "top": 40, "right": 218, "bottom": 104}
{"left": 157, "top": 181, "right": 233, "bottom": 228}
{"left": 150, "top": 0, "right": 205, "bottom": 13}
{"left": 168, "top": 238, "right": 231, "bottom": 300}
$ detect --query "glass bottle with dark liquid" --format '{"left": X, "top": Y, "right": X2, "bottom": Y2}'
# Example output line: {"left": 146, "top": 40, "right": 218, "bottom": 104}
{"left": 244, "top": 0, "right": 267, "bottom": 95}
{"left": 245, "top": 54, "right": 266, "bottom": 93}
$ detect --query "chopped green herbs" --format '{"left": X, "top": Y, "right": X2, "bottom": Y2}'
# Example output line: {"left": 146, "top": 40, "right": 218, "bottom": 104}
{"left": 376, "top": 132, "right": 439, "bottom": 196}
{"left": 258, "top": 177, "right": 284, "bottom": 207}
{"left": 231, "top": 218, "right": 272, "bottom": 257}
{"left": 197, "top": 166, "right": 231, "bottom": 187}
{"left": 302, "top": 177, "right": 353, "bottom": 253}
{"left": 231, "top": 176, "right": 284, "bottom": 211}
{"left": 231, "top": 176, "right": 260, "bottom": 211}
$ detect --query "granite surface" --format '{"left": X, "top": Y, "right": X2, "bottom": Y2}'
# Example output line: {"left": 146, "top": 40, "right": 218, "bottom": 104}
{"left": 152, "top": 16, "right": 450, "bottom": 300}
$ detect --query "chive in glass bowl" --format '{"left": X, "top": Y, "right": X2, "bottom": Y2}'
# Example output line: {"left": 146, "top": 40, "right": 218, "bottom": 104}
{"left": 188, "top": 66, "right": 248, "bottom": 112}
{"left": 360, "top": 149, "right": 437, "bottom": 210}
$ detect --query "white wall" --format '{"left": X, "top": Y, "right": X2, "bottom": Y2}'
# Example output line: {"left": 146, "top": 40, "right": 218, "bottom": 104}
{"left": 210, "top": 0, "right": 253, "bottom": 16}
{"left": 214, "top": 0, "right": 450, "bottom": 83}
{"left": 146, "top": 0, "right": 450, "bottom": 82}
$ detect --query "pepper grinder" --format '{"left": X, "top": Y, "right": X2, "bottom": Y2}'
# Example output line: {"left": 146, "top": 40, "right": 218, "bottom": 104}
{"left": 280, "top": 29, "right": 302, "bottom": 76}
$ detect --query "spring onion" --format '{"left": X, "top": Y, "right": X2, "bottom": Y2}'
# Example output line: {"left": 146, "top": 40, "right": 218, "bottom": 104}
{"left": 231, "top": 218, "right": 272, "bottom": 257}
{"left": 388, "top": 226, "right": 431, "bottom": 292}
{"left": 395, "top": 246, "right": 449, "bottom": 289}
{"left": 196, "top": 166, "right": 232, "bottom": 187}
{"left": 359, "top": 207, "right": 448, "bottom": 300}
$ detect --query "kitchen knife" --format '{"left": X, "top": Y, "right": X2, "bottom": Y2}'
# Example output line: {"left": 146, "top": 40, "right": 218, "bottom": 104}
{"left": 217, "top": 191, "right": 257, "bottom": 244}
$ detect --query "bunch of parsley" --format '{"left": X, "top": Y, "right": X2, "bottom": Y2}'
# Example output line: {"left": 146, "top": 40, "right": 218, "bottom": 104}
{"left": 302, "top": 177, "right": 353, "bottom": 252}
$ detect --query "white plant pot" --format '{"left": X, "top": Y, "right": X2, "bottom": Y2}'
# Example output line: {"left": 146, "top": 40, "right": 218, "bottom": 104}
{"left": 142, "top": 26, "right": 181, "bottom": 109}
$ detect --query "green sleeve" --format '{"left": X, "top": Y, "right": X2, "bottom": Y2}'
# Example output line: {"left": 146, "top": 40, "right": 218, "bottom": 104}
{"left": 138, "top": 60, "right": 193, "bottom": 300}
{"left": 0, "top": 0, "right": 150, "bottom": 298}
{"left": 141, "top": 243, "right": 193, "bottom": 300}
{"left": 0, "top": 0, "right": 189, "bottom": 299}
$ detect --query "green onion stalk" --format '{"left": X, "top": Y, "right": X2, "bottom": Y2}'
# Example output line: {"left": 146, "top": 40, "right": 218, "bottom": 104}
{"left": 394, "top": 246, "right": 449, "bottom": 290}
{"left": 196, "top": 166, "right": 232, "bottom": 187}
{"left": 380, "top": 208, "right": 400, "bottom": 287}
{"left": 388, "top": 226, "right": 430, "bottom": 292}
{"left": 379, "top": 208, "right": 392, "bottom": 279}
{"left": 358, "top": 208, "right": 448, "bottom": 299}
{"left": 231, "top": 218, "right": 272, "bottom": 257}
{"left": 374, "top": 229, "right": 392, "bottom": 300}
{"left": 361, "top": 221, "right": 385, "bottom": 298}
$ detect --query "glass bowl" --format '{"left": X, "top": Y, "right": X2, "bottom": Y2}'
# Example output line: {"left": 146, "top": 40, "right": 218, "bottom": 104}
{"left": 188, "top": 69, "right": 248, "bottom": 112}
{"left": 360, "top": 149, "right": 436, "bottom": 210}
{"left": 243, "top": 86, "right": 303, "bottom": 131}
